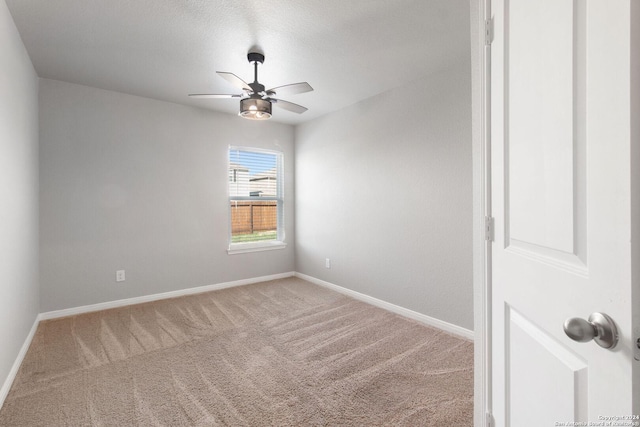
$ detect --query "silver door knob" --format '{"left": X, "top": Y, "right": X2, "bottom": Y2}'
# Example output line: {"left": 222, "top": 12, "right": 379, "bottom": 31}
{"left": 563, "top": 312, "right": 618, "bottom": 349}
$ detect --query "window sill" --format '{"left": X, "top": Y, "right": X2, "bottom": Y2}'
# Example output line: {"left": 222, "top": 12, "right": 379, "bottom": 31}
{"left": 227, "top": 241, "right": 287, "bottom": 255}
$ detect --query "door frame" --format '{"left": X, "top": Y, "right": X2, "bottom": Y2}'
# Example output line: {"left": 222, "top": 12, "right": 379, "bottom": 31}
{"left": 472, "top": 0, "right": 491, "bottom": 425}
{"left": 633, "top": 0, "right": 640, "bottom": 415}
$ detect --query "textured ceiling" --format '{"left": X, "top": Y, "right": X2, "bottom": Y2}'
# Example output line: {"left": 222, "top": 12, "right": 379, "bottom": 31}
{"left": 6, "top": 0, "right": 470, "bottom": 125}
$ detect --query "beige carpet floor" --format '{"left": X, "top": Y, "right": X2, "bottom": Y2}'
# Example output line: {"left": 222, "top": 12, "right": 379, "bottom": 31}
{"left": 0, "top": 277, "right": 473, "bottom": 426}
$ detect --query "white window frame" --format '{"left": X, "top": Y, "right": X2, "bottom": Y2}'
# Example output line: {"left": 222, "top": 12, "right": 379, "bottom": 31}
{"left": 227, "top": 146, "right": 286, "bottom": 255}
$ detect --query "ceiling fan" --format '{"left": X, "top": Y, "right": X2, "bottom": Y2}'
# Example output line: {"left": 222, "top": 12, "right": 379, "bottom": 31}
{"left": 189, "top": 52, "right": 313, "bottom": 120}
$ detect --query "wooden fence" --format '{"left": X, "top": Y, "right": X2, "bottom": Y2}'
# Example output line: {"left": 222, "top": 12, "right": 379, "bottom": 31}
{"left": 231, "top": 201, "right": 277, "bottom": 234}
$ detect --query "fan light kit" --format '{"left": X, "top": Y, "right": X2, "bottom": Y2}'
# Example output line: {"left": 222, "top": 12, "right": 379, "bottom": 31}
{"left": 240, "top": 97, "right": 272, "bottom": 120}
{"left": 189, "top": 52, "right": 313, "bottom": 120}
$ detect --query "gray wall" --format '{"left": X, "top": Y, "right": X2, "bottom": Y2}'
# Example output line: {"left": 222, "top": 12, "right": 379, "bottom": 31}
{"left": 295, "top": 59, "right": 474, "bottom": 330}
{"left": 0, "top": 0, "right": 40, "bottom": 392}
{"left": 39, "top": 79, "right": 295, "bottom": 312}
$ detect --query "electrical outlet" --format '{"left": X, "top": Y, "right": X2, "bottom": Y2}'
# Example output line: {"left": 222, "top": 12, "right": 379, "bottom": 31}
{"left": 116, "top": 270, "right": 125, "bottom": 282}
{"left": 325, "top": 258, "right": 331, "bottom": 269}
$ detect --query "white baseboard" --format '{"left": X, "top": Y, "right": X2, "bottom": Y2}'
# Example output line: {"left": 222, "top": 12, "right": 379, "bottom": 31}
{"left": 39, "top": 272, "right": 296, "bottom": 321}
{"left": 295, "top": 272, "right": 474, "bottom": 341}
{"left": 0, "top": 315, "right": 40, "bottom": 410}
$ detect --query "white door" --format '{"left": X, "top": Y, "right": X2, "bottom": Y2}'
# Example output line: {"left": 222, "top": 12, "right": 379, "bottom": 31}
{"left": 489, "top": 0, "right": 638, "bottom": 425}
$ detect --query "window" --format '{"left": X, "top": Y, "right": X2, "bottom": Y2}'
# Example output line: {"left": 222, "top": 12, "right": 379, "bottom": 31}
{"left": 228, "top": 147, "right": 285, "bottom": 254}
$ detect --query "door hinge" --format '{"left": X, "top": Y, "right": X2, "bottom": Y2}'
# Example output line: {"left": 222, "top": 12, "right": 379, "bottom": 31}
{"left": 485, "top": 17, "right": 494, "bottom": 46}
{"left": 485, "top": 216, "right": 495, "bottom": 242}
{"left": 486, "top": 412, "right": 494, "bottom": 427}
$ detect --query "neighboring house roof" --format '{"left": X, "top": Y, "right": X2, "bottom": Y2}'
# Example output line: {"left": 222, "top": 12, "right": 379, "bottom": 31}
{"left": 249, "top": 168, "right": 276, "bottom": 181}
{"left": 229, "top": 162, "right": 248, "bottom": 171}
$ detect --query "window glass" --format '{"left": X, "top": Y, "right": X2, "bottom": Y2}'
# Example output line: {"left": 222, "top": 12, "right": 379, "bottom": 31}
{"left": 228, "top": 148, "right": 284, "bottom": 249}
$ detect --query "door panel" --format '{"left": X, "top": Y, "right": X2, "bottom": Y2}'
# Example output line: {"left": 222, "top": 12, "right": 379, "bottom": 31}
{"left": 508, "top": 0, "right": 576, "bottom": 255}
{"left": 507, "top": 305, "right": 588, "bottom": 425}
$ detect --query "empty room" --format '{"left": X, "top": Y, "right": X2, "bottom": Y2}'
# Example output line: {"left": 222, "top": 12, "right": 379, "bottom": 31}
{"left": 1, "top": 0, "right": 638, "bottom": 426}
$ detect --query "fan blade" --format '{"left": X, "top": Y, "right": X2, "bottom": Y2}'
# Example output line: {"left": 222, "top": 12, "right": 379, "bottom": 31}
{"left": 216, "top": 72, "right": 252, "bottom": 91}
{"left": 267, "top": 82, "right": 313, "bottom": 96}
{"left": 271, "top": 98, "right": 308, "bottom": 114}
{"left": 188, "top": 93, "right": 242, "bottom": 99}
